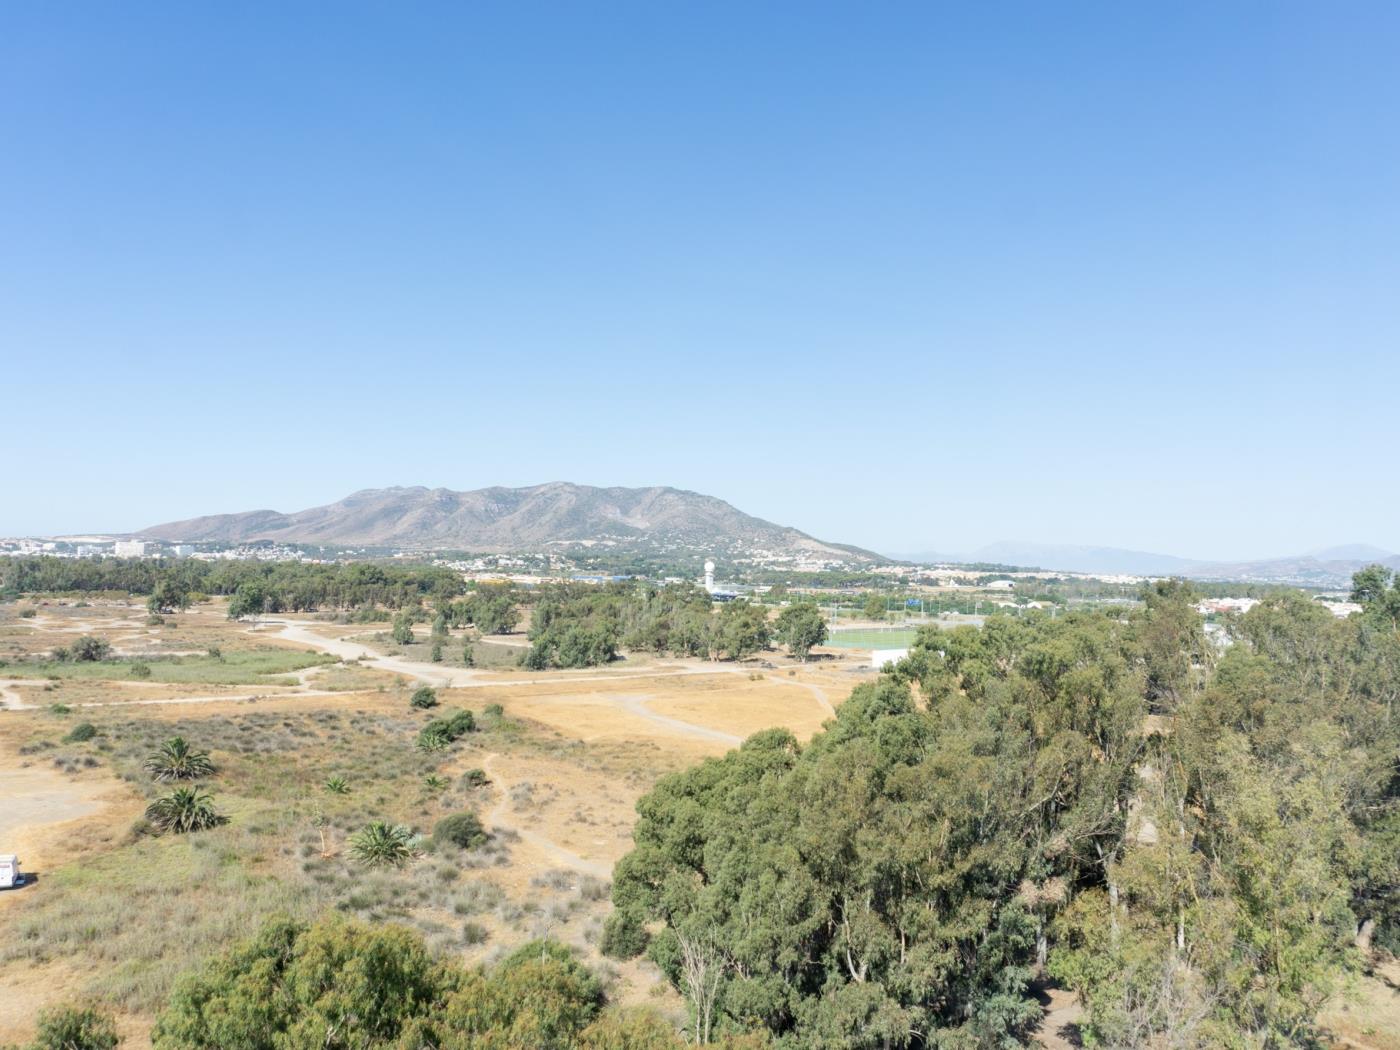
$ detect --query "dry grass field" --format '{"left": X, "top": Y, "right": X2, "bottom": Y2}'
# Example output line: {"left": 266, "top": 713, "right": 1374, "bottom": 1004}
{"left": 0, "top": 599, "right": 859, "bottom": 1046}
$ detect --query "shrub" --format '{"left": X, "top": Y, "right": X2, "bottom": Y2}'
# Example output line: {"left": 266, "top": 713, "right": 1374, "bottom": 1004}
{"left": 410, "top": 686, "right": 438, "bottom": 709}
{"left": 430, "top": 643, "right": 443, "bottom": 663}
{"left": 49, "top": 703, "right": 72, "bottom": 715}
{"left": 146, "top": 614, "right": 166, "bottom": 626}
{"left": 423, "top": 773, "right": 449, "bottom": 792}
{"left": 462, "top": 921, "right": 489, "bottom": 945}
{"left": 70, "top": 635, "right": 112, "bottom": 662}
{"left": 146, "top": 787, "right": 225, "bottom": 833}
{"left": 349, "top": 822, "right": 416, "bottom": 867}
{"left": 433, "top": 812, "right": 488, "bottom": 850}
{"left": 416, "top": 709, "right": 475, "bottom": 751}
{"left": 391, "top": 614, "right": 415, "bottom": 646}
{"left": 130, "top": 662, "right": 152, "bottom": 679}
{"left": 144, "top": 737, "right": 215, "bottom": 781}
{"left": 324, "top": 775, "right": 349, "bottom": 794}
{"left": 484, "top": 703, "right": 504, "bottom": 719}
{"left": 63, "top": 722, "right": 97, "bottom": 744}
{"left": 29, "top": 1004, "right": 118, "bottom": 1050}
{"left": 19, "top": 607, "right": 37, "bottom": 618}
{"left": 600, "top": 910, "right": 650, "bottom": 959}
{"left": 149, "top": 915, "right": 610, "bottom": 1050}
{"left": 462, "top": 768, "right": 489, "bottom": 788}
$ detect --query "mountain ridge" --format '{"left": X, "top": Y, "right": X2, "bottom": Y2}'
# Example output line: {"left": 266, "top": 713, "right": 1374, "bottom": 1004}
{"left": 136, "top": 483, "right": 883, "bottom": 562}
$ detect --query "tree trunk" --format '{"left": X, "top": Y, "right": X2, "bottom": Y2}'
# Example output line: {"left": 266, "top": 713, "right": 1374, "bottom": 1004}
{"left": 1357, "top": 917, "right": 1376, "bottom": 953}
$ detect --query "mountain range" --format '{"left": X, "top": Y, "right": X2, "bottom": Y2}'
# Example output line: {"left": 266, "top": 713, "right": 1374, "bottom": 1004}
{"left": 894, "top": 541, "right": 1400, "bottom": 586}
{"left": 136, "top": 483, "right": 882, "bottom": 562}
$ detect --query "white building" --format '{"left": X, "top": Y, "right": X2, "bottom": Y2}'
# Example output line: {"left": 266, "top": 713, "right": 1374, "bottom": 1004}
{"left": 114, "top": 540, "right": 147, "bottom": 558}
{"left": 872, "top": 648, "right": 909, "bottom": 669}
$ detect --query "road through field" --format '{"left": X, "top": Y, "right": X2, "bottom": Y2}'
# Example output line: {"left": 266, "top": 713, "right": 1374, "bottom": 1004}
{"left": 480, "top": 754, "right": 612, "bottom": 879}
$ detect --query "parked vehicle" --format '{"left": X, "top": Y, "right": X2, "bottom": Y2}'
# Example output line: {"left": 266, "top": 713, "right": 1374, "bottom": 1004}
{"left": 0, "top": 854, "right": 22, "bottom": 889}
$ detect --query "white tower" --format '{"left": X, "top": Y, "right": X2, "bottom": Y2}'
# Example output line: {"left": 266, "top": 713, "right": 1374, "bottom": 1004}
{"left": 704, "top": 560, "right": 715, "bottom": 593}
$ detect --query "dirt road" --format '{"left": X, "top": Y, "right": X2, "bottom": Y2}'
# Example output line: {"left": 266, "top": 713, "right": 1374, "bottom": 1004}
{"left": 480, "top": 754, "right": 613, "bottom": 879}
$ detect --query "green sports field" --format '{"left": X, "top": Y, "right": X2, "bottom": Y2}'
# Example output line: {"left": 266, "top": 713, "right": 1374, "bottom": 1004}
{"left": 824, "top": 627, "right": 921, "bottom": 649}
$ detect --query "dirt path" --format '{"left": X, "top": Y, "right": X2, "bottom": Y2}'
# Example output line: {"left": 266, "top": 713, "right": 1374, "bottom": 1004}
{"left": 792, "top": 680, "right": 836, "bottom": 718}
{"left": 480, "top": 754, "right": 612, "bottom": 879}
{"left": 616, "top": 695, "right": 744, "bottom": 745}
{"left": 1030, "top": 982, "right": 1085, "bottom": 1049}
{"left": 0, "top": 680, "right": 49, "bottom": 710}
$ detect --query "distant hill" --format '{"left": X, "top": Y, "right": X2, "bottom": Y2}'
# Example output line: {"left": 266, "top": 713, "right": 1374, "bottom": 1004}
{"left": 136, "top": 483, "right": 883, "bottom": 562}
{"left": 894, "top": 540, "right": 1400, "bottom": 587}
{"left": 969, "top": 541, "right": 1197, "bottom": 577}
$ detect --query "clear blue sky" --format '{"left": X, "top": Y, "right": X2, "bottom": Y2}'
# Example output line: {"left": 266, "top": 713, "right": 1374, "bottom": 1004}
{"left": 4, "top": 3, "right": 1398, "bottom": 559}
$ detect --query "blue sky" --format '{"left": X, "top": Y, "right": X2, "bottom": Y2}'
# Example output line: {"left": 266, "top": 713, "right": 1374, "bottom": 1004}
{"left": 3, "top": 3, "right": 1398, "bottom": 559}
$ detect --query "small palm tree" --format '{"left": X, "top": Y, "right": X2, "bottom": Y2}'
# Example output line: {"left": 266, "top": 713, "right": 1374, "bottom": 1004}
{"left": 146, "top": 787, "right": 225, "bottom": 833}
{"left": 349, "top": 822, "right": 416, "bottom": 868}
{"left": 144, "top": 736, "right": 215, "bottom": 781}
{"left": 422, "top": 773, "right": 449, "bottom": 792}
{"left": 324, "top": 775, "right": 349, "bottom": 795}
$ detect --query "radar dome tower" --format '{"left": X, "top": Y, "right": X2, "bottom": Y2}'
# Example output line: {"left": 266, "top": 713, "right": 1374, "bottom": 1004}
{"left": 704, "top": 559, "right": 715, "bottom": 593}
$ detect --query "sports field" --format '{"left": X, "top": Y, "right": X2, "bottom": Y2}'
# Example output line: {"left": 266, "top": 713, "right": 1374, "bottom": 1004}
{"left": 824, "top": 627, "right": 921, "bottom": 649}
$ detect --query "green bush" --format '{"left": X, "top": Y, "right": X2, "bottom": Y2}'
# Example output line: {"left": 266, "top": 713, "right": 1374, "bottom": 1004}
{"left": 29, "top": 1004, "right": 118, "bottom": 1050}
{"left": 433, "top": 811, "right": 488, "bottom": 850}
{"left": 149, "top": 916, "right": 607, "bottom": 1050}
{"left": 130, "top": 662, "right": 152, "bottom": 679}
{"left": 462, "top": 768, "right": 489, "bottom": 788}
{"left": 416, "top": 709, "right": 475, "bottom": 751}
{"left": 410, "top": 686, "right": 438, "bottom": 709}
{"left": 70, "top": 635, "right": 112, "bottom": 662}
{"left": 63, "top": 722, "right": 97, "bottom": 744}
{"left": 600, "top": 910, "right": 649, "bottom": 959}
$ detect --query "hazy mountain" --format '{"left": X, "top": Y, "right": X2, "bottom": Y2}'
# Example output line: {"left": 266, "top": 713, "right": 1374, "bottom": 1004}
{"left": 1307, "top": 544, "right": 1396, "bottom": 562}
{"left": 970, "top": 541, "right": 1197, "bottom": 576}
{"left": 893, "top": 542, "right": 1195, "bottom": 575}
{"left": 894, "top": 540, "right": 1400, "bottom": 586}
{"left": 137, "top": 483, "right": 883, "bottom": 561}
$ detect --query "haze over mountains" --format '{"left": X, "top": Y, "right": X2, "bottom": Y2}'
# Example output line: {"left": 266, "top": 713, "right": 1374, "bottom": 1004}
{"left": 895, "top": 541, "right": 1400, "bottom": 585}
{"left": 137, "top": 483, "right": 881, "bottom": 562}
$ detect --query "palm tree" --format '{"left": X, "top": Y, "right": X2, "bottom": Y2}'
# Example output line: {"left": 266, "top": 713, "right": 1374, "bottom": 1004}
{"left": 349, "top": 822, "right": 416, "bottom": 868}
{"left": 144, "top": 736, "right": 215, "bottom": 782}
{"left": 146, "top": 787, "right": 224, "bottom": 833}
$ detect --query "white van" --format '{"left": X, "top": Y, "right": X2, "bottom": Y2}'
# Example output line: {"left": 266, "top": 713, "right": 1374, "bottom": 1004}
{"left": 0, "top": 854, "right": 21, "bottom": 889}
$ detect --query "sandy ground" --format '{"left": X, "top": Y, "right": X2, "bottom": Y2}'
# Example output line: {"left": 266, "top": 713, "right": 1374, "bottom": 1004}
{"left": 0, "top": 753, "right": 144, "bottom": 1042}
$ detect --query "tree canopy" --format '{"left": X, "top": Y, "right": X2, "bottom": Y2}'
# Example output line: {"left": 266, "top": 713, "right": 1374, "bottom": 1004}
{"left": 608, "top": 580, "right": 1400, "bottom": 1047}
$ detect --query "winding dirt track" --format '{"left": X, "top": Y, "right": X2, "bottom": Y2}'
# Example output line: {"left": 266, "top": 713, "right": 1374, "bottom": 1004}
{"left": 479, "top": 754, "right": 613, "bottom": 879}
